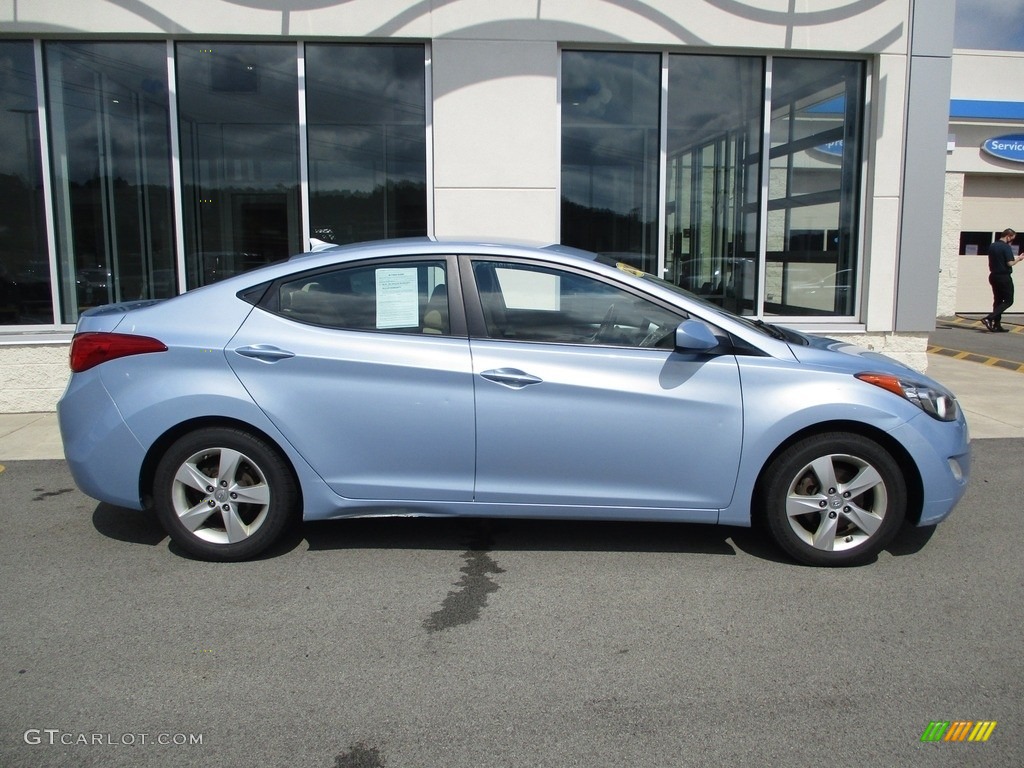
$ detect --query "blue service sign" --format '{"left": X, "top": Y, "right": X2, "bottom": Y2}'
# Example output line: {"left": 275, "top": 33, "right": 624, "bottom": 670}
{"left": 816, "top": 139, "right": 844, "bottom": 157}
{"left": 982, "top": 134, "right": 1024, "bottom": 163}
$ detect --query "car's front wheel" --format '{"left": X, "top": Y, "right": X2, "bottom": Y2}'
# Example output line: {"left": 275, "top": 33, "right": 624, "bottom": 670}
{"left": 761, "top": 433, "right": 907, "bottom": 566}
{"left": 153, "top": 427, "right": 298, "bottom": 561}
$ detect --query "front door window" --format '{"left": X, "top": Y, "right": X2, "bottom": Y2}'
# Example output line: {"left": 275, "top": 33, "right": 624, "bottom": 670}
{"left": 471, "top": 260, "right": 683, "bottom": 348}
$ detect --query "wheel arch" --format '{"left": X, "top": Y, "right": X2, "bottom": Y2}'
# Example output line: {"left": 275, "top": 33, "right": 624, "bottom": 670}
{"left": 751, "top": 420, "right": 924, "bottom": 526}
{"left": 139, "top": 416, "right": 303, "bottom": 512}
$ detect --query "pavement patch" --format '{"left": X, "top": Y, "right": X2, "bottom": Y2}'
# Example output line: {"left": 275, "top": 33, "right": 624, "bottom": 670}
{"left": 335, "top": 742, "right": 386, "bottom": 768}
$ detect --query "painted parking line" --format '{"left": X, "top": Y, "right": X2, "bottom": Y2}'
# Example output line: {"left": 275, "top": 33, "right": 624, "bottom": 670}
{"left": 928, "top": 345, "right": 1024, "bottom": 373}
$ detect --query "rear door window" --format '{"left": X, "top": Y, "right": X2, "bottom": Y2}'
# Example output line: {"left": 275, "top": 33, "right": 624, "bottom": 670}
{"left": 272, "top": 261, "right": 449, "bottom": 335}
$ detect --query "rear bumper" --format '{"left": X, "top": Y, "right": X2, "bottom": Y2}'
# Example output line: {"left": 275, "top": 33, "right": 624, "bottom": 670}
{"left": 58, "top": 373, "right": 147, "bottom": 510}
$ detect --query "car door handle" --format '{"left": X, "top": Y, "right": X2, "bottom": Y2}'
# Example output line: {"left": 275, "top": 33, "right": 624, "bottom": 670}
{"left": 234, "top": 344, "right": 296, "bottom": 363}
{"left": 480, "top": 368, "right": 543, "bottom": 389}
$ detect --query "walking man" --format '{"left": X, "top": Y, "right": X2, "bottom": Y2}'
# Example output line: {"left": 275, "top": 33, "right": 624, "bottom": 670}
{"left": 983, "top": 228, "right": 1024, "bottom": 332}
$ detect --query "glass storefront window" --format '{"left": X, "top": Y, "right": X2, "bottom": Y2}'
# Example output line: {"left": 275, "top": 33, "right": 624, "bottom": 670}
{"left": 0, "top": 42, "right": 52, "bottom": 325}
{"left": 665, "top": 55, "right": 763, "bottom": 315}
{"left": 561, "top": 51, "right": 661, "bottom": 274}
{"left": 177, "top": 42, "right": 301, "bottom": 287}
{"left": 765, "top": 58, "right": 864, "bottom": 316}
{"left": 4, "top": 42, "right": 869, "bottom": 330}
{"left": 561, "top": 51, "right": 865, "bottom": 318}
{"left": 3, "top": 40, "right": 429, "bottom": 328}
{"left": 305, "top": 45, "right": 427, "bottom": 245}
{"left": 45, "top": 42, "right": 177, "bottom": 323}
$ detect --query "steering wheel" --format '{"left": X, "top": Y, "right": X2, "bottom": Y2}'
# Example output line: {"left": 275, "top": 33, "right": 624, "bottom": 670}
{"left": 639, "top": 324, "right": 673, "bottom": 347}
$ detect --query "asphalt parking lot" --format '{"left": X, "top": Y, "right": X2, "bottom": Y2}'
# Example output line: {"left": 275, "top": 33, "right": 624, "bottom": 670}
{"left": 1, "top": 442, "right": 1021, "bottom": 768}
{"left": 931, "top": 313, "right": 1024, "bottom": 371}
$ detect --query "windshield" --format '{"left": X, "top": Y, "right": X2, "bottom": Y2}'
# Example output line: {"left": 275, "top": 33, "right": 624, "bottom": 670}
{"left": 596, "top": 255, "right": 804, "bottom": 343}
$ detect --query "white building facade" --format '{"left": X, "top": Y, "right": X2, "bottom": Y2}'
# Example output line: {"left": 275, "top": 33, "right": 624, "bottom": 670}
{"left": 1, "top": 1, "right": 956, "bottom": 411}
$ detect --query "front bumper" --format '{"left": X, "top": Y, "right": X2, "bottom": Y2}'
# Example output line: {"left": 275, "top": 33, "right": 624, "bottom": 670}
{"left": 891, "top": 411, "right": 971, "bottom": 526}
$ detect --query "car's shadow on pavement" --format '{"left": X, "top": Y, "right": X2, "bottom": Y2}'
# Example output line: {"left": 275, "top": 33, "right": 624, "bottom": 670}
{"left": 92, "top": 502, "right": 169, "bottom": 547}
{"left": 303, "top": 516, "right": 748, "bottom": 557}
{"left": 91, "top": 503, "right": 306, "bottom": 561}
{"left": 91, "top": 503, "right": 931, "bottom": 565}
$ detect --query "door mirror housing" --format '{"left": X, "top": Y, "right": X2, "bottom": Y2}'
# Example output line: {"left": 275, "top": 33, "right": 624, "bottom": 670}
{"left": 674, "top": 319, "right": 720, "bottom": 352}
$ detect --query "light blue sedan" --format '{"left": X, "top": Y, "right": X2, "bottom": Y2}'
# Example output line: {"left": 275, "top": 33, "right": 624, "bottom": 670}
{"left": 58, "top": 239, "right": 970, "bottom": 566}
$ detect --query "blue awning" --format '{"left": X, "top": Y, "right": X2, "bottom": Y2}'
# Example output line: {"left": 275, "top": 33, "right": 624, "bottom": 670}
{"left": 950, "top": 99, "right": 1024, "bottom": 120}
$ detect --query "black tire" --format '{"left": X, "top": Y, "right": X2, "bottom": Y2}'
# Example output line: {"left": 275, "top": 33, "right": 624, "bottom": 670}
{"left": 153, "top": 427, "right": 298, "bottom": 561}
{"left": 761, "top": 432, "right": 906, "bottom": 566}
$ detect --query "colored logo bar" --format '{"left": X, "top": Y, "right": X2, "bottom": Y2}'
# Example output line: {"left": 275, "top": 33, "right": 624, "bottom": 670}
{"left": 921, "top": 721, "right": 997, "bottom": 742}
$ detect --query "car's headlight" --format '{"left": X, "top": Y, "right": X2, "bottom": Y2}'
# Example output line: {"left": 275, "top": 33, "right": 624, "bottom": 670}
{"left": 855, "top": 372, "right": 961, "bottom": 422}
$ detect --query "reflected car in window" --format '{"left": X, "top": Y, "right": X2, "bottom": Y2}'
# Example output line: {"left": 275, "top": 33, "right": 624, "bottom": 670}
{"left": 787, "top": 268, "right": 855, "bottom": 313}
{"left": 57, "top": 239, "right": 970, "bottom": 566}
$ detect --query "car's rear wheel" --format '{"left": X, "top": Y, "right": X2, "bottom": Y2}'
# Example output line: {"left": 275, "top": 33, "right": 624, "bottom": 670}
{"left": 153, "top": 427, "right": 297, "bottom": 561}
{"left": 761, "top": 433, "right": 906, "bottom": 566}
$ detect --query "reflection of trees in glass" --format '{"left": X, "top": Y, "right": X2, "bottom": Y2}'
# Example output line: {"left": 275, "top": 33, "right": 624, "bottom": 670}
{"left": 306, "top": 45, "right": 427, "bottom": 246}
{"left": 311, "top": 181, "right": 427, "bottom": 245}
{"left": 0, "top": 41, "right": 53, "bottom": 324}
{"left": 0, "top": 172, "right": 53, "bottom": 324}
{"left": 561, "top": 51, "right": 660, "bottom": 272}
{"left": 560, "top": 199, "right": 654, "bottom": 270}
{"left": 44, "top": 41, "right": 177, "bottom": 321}
{"left": 176, "top": 42, "right": 301, "bottom": 288}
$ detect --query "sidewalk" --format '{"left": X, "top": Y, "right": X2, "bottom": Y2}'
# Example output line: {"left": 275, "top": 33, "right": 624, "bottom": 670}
{"left": 0, "top": 352, "right": 1021, "bottom": 462}
{"left": 925, "top": 353, "right": 1024, "bottom": 438}
{"left": 0, "top": 412, "right": 64, "bottom": 460}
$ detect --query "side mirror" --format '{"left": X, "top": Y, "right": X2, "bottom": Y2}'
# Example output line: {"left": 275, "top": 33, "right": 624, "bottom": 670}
{"left": 674, "top": 319, "right": 719, "bottom": 352}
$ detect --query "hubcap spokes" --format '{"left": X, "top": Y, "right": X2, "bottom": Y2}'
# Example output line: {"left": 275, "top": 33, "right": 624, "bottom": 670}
{"left": 784, "top": 453, "right": 887, "bottom": 552}
{"left": 171, "top": 447, "right": 271, "bottom": 545}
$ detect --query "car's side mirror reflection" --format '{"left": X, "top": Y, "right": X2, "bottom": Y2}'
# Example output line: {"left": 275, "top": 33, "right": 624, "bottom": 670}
{"left": 675, "top": 319, "right": 720, "bottom": 351}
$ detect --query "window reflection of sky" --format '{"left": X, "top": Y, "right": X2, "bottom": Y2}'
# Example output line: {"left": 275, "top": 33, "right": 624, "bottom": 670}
{"left": 47, "top": 43, "right": 171, "bottom": 186}
{"left": 177, "top": 42, "right": 298, "bottom": 193}
{"left": 561, "top": 51, "right": 658, "bottom": 216}
{"left": 955, "top": 0, "right": 1024, "bottom": 51}
{"left": 306, "top": 45, "right": 425, "bottom": 196}
{"left": 666, "top": 55, "right": 762, "bottom": 156}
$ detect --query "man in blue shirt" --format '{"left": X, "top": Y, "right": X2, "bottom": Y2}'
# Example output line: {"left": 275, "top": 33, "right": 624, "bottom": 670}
{"left": 983, "top": 228, "right": 1024, "bottom": 332}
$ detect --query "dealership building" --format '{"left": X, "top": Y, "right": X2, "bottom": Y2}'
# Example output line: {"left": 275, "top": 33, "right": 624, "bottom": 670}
{"left": 942, "top": 49, "right": 1024, "bottom": 316}
{"left": 1, "top": 0, "right": 1021, "bottom": 412}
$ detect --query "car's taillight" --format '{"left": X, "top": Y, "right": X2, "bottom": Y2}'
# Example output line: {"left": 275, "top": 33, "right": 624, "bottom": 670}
{"left": 69, "top": 332, "right": 168, "bottom": 373}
